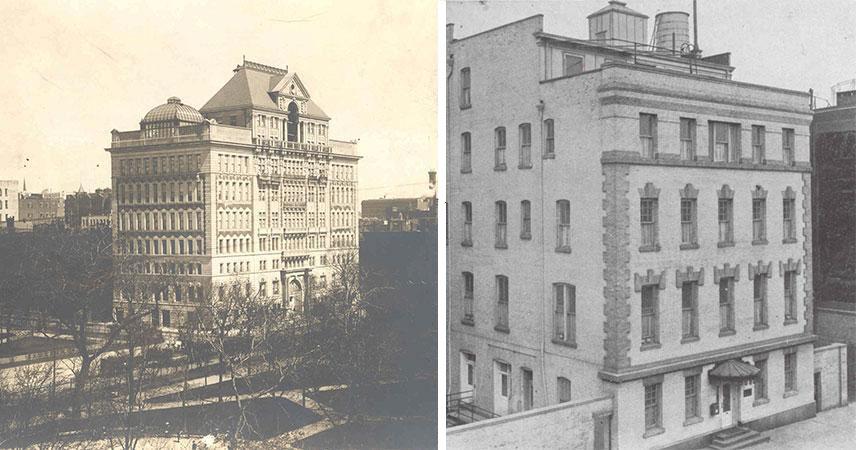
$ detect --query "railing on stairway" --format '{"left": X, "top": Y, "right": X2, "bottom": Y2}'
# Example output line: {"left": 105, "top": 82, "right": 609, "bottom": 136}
{"left": 446, "top": 389, "right": 498, "bottom": 426}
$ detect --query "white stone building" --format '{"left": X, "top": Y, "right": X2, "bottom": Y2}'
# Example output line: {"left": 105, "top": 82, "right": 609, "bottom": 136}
{"left": 446, "top": 3, "right": 815, "bottom": 448}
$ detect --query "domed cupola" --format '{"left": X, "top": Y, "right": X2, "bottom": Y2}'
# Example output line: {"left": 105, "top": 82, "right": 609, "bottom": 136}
{"left": 140, "top": 96, "right": 205, "bottom": 137}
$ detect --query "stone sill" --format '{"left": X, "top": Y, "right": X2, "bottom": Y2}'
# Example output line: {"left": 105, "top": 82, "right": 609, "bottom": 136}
{"left": 782, "top": 238, "right": 798, "bottom": 244}
{"left": 639, "top": 244, "right": 661, "bottom": 253}
{"left": 461, "top": 317, "right": 474, "bottom": 327}
{"left": 518, "top": 163, "right": 533, "bottom": 170}
{"left": 752, "top": 239, "right": 769, "bottom": 246}
{"left": 640, "top": 342, "right": 662, "bottom": 352}
{"left": 753, "top": 398, "right": 770, "bottom": 407}
{"left": 643, "top": 427, "right": 665, "bottom": 439}
{"left": 555, "top": 246, "right": 572, "bottom": 254}
{"left": 520, "top": 232, "right": 532, "bottom": 241}
{"left": 495, "top": 243, "right": 508, "bottom": 250}
{"left": 494, "top": 325, "right": 510, "bottom": 334}
{"left": 753, "top": 323, "right": 769, "bottom": 331}
{"left": 680, "top": 243, "right": 699, "bottom": 250}
{"left": 551, "top": 339, "right": 578, "bottom": 349}
{"left": 460, "top": 168, "right": 472, "bottom": 174}
{"left": 719, "top": 329, "right": 736, "bottom": 337}
{"left": 784, "top": 318, "right": 798, "bottom": 326}
{"left": 543, "top": 153, "right": 555, "bottom": 160}
{"left": 494, "top": 164, "right": 507, "bottom": 172}
{"left": 461, "top": 240, "right": 473, "bottom": 248}
{"left": 681, "top": 336, "right": 700, "bottom": 344}
{"left": 783, "top": 390, "right": 799, "bottom": 399}
{"left": 683, "top": 416, "right": 703, "bottom": 427}
{"left": 717, "top": 241, "right": 735, "bottom": 248}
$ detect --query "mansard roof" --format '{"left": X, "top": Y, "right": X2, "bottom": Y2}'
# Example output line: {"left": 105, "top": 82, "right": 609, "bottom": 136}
{"left": 200, "top": 60, "right": 330, "bottom": 120}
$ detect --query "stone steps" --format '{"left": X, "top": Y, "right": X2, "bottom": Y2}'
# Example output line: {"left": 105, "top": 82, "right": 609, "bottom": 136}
{"left": 707, "top": 426, "right": 771, "bottom": 450}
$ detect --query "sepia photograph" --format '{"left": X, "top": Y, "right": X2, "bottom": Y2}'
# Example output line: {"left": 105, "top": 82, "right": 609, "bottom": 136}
{"left": 0, "top": 1, "right": 437, "bottom": 449}
{"left": 445, "top": 1, "right": 854, "bottom": 449}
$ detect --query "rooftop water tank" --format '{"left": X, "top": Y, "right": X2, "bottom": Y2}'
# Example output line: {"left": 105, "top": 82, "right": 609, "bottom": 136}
{"left": 651, "top": 11, "right": 690, "bottom": 53}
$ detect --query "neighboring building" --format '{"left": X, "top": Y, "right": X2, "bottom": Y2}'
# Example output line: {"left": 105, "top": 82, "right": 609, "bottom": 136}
{"left": 447, "top": 3, "right": 814, "bottom": 449}
{"left": 65, "top": 187, "right": 112, "bottom": 228}
{"left": 361, "top": 170, "right": 437, "bottom": 233}
{"left": 80, "top": 214, "right": 111, "bottom": 230}
{"left": 18, "top": 190, "right": 65, "bottom": 224}
{"left": 107, "top": 59, "right": 359, "bottom": 330}
{"left": 0, "top": 180, "right": 19, "bottom": 227}
{"left": 811, "top": 87, "right": 856, "bottom": 401}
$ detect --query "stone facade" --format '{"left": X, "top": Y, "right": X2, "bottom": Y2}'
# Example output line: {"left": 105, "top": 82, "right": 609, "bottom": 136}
{"left": 108, "top": 60, "right": 359, "bottom": 330}
{"left": 447, "top": 3, "right": 815, "bottom": 448}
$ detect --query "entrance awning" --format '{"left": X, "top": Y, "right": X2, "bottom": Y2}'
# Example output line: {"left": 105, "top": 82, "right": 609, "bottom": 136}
{"left": 708, "top": 359, "right": 760, "bottom": 381}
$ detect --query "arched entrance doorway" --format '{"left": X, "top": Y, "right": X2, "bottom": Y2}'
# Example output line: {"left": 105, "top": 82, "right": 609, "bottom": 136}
{"left": 288, "top": 278, "right": 304, "bottom": 313}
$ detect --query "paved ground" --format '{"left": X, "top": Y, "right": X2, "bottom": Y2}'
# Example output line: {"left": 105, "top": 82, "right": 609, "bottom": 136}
{"left": 753, "top": 403, "right": 855, "bottom": 450}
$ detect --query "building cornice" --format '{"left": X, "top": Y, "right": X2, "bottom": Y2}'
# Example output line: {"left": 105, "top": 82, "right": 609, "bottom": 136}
{"left": 598, "top": 333, "right": 816, "bottom": 383}
{"left": 601, "top": 151, "right": 811, "bottom": 172}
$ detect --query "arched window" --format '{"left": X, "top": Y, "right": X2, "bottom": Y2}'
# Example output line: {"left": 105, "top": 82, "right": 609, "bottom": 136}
{"left": 556, "top": 200, "right": 571, "bottom": 252}
{"left": 494, "top": 127, "right": 507, "bottom": 170}
{"left": 462, "top": 201, "right": 472, "bottom": 246}
{"left": 557, "top": 377, "right": 572, "bottom": 403}
{"left": 495, "top": 201, "right": 507, "bottom": 248}
{"left": 553, "top": 283, "right": 576, "bottom": 345}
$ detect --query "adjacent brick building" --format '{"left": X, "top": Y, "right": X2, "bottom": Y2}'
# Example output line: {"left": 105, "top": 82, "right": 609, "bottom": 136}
{"left": 108, "top": 59, "right": 359, "bottom": 329}
{"left": 447, "top": 3, "right": 815, "bottom": 448}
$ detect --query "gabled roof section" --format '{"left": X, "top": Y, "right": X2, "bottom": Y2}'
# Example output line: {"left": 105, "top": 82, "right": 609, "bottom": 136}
{"left": 201, "top": 61, "right": 329, "bottom": 120}
{"left": 271, "top": 73, "right": 311, "bottom": 100}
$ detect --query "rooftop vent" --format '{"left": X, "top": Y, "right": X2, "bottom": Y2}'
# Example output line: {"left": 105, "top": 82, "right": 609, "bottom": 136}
{"left": 587, "top": 1, "right": 649, "bottom": 46}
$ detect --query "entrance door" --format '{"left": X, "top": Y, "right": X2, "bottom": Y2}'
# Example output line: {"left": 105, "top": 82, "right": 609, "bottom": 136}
{"left": 493, "top": 361, "right": 510, "bottom": 415}
{"left": 814, "top": 372, "right": 822, "bottom": 412}
{"left": 460, "top": 352, "right": 475, "bottom": 402}
{"left": 721, "top": 383, "right": 733, "bottom": 427}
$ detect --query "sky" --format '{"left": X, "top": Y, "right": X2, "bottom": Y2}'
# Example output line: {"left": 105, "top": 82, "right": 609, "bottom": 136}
{"left": 0, "top": 0, "right": 437, "bottom": 200}
{"left": 447, "top": 0, "right": 856, "bottom": 104}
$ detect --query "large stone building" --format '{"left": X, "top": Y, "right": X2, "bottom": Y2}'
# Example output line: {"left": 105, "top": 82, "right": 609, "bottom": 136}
{"left": 108, "top": 59, "right": 359, "bottom": 329}
{"left": 811, "top": 88, "right": 856, "bottom": 401}
{"left": 0, "top": 180, "right": 18, "bottom": 226}
{"left": 447, "top": 3, "right": 815, "bottom": 448}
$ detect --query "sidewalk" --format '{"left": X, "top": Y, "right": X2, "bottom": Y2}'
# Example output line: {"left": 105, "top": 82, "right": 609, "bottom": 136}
{"left": 752, "top": 403, "right": 855, "bottom": 450}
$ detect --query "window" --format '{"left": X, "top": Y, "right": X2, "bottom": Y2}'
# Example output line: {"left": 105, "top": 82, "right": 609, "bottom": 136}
{"left": 752, "top": 125, "right": 766, "bottom": 163}
{"left": 494, "top": 127, "right": 507, "bottom": 170}
{"left": 782, "top": 128, "right": 795, "bottom": 165}
{"left": 710, "top": 121, "right": 741, "bottom": 162}
{"left": 685, "top": 374, "right": 700, "bottom": 420}
{"left": 641, "top": 285, "right": 659, "bottom": 346}
{"left": 522, "top": 368, "right": 534, "bottom": 411}
{"left": 519, "top": 123, "right": 532, "bottom": 168}
{"left": 783, "top": 196, "right": 796, "bottom": 242}
{"left": 498, "top": 362, "right": 510, "bottom": 397}
{"left": 461, "top": 132, "right": 472, "bottom": 173}
{"left": 681, "top": 282, "right": 698, "bottom": 340}
{"left": 462, "top": 202, "right": 473, "bottom": 246}
{"left": 644, "top": 382, "right": 662, "bottom": 431}
{"left": 639, "top": 113, "right": 657, "bottom": 158}
{"left": 719, "top": 277, "right": 735, "bottom": 333}
{"left": 554, "top": 377, "right": 572, "bottom": 404}
{"left": 462, "top": 272, "right": 474, "bottom": 324}
{"left": 680, "top": 118, "right": 696, "bottom": 160}
{"left": 495, "top": 201, "right": 507, "bottom": 248}
{"left": 718, "top": 198, "right": 734, "bottom": 245}
{"left": 464, "top": 352, "right": 476, "bottom": 388}
{"left": 496, "top": 275, "right": 509, "bottom": 331}
{"left": 520, "top": 200, "right": 531, "bottom": 239}
{"left": 754, "top": 275, "right": 768, "bottom": 328}
{"left": 753, "top": 198, "right": 767, "bottom": 243}
{"left": 460, "top": 68, "right": 471, "bottom": 108}
{"left": 784, "top": 351, "right": 797, "bottom": 392}
{"left": 681, "top": 198, "right": 697, "bottom": 247}
{"left": 562, "top": 53, "right": 583, "bottom": 76}
{"left": 754, "top": 358, "right": 768, "bottom": 401}
{"left": 553, "top": 283, "right": 576, "bottom": 345}
{"left": 640, "top": 198, "right": 658, "bottom": 249}
{"left": 544, "top": 119, "right": 555, "bottom": 157}
{"left": 784, "top": 271, "right": 797, "bottom": 322}
{"left": 556, "top": 200, "right": 571, "bottom": 252}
